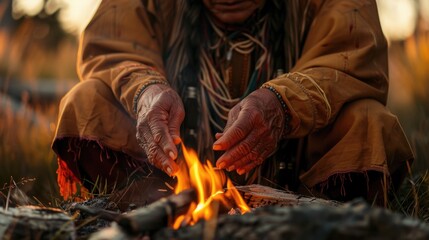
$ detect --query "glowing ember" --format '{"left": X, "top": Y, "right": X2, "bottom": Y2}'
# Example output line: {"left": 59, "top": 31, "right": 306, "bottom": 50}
{"left": 173, "top": 144, "right": 250, "bottom": 229}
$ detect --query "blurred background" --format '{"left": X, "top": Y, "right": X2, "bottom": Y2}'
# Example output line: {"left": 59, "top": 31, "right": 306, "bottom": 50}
{"left": 0, "top": 0, "right": 428, "bottom": 206}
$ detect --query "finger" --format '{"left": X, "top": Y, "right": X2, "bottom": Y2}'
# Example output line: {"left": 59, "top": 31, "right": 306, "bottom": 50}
{"left": 213, "top": 110, "right": 254, "bottom": 151}
{"left": 216, "top": 129, "right": 259, "bottom": 169}
{"left": 158, "top": 155, "right": 179, "bottom": 176}
{"left": 227, "top": 148, "right": 261, "bottom": 171}
{"left": 212, "top": 107, "right": 239, "bottom": 148}
{"left": 152, "top": 148, "right": 179, "bottom": 175}
{"left": 236, "top": 161, "right": 258, "bottom": 175}
{"left": 236, "top": 148, "right": 270, "bottom": 175}
{"left": 168, "top": 101, "right": 185, "bottom": 146}
{"left": 215, "top": 133, "right": 223, "bottom": 140}
{"left": 138, "top": 119, "right": 179, "bottom": 175}
{"left": 142, "top": 128, "right": 179, "bottom": 176}
{"left": 223, "top": 106, "right": 241, "bottom": 133}
{"left": 224, "top": 137, "right": 268, "bottom": 171}
{"left": 149, "top": 112, "right": 178, "bottom": 160}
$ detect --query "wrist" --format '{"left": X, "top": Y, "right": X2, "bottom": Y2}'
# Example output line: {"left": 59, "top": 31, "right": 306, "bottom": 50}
{"left": 260, "top": 84, "right": 292, "bottom": 138}
{"left": 133, "top": 80, "right": 170, "bottom": 115}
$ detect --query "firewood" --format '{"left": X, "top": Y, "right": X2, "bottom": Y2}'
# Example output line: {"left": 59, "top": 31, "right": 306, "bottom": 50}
{"left": 117, "top": 188, "right": 196, "bottom": 235}
{"left": 234, "top": 184, "right": 341, "bottom": 208}
{"left": 89, "top": 189, "right": 197, "bottom": 240}
{"left": 0, "top": 206, "right": 75, "bottom": 240}
{"left": 153, "top": 200, "right": 429, "bottom": 240}
{"left": 90, "top": 185, "right": 429, "bottom": 240}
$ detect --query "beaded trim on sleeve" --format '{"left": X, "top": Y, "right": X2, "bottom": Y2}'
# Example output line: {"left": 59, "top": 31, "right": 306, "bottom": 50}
{"left": 133, "top": 79, "right": 169, "bottom": 114}
{"left": 261, "top": 85, "right": 292, "bottom": 138}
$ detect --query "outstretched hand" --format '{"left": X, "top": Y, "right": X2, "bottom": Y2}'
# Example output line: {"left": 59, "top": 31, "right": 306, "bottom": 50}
{"left": 214, "top": 88, "right": 285, "bottom": 175}
{"left": 136, "top": 84, "right": 184, "bottom": 176}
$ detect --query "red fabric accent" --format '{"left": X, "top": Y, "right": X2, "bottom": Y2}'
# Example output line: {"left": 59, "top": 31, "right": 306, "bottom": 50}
{"left": 56, "top": 157, "right": 90, "bottom": 201}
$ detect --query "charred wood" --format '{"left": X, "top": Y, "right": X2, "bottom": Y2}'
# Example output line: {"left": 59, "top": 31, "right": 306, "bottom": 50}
{"left": 154, "top": 200, "right": 429, "bottom": 240}
{"left": 0, "top": 206, "right": 75, "bottom": 240}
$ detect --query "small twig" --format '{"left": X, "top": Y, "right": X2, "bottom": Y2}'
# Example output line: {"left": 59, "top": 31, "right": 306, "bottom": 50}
{"left": 0, "top": 177, "right": 36, "bottom": 191}
{"left": 406, "top": 161, "right": 419, "bottom": 217}
{"left": 71, "top": 204, "right": 121, "bottom": 222}
{"left": 33, "top": 196, "right": 44, "bottom": 207}
{"left": 5, "top": 177, "right": 12, "bottom": 211}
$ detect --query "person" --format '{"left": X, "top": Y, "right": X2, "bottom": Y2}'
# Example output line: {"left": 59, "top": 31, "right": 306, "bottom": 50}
{"left": 52, "top": 0, "right": 414, "bottom": 206}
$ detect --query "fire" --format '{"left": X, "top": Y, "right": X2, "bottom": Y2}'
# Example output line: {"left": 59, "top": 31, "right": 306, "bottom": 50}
{"left": 173, "top": 144, "right": 250, "bottom": 229}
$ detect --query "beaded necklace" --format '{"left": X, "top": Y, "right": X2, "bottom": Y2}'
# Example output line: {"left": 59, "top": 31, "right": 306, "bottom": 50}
{"left": 199, "top": 14, "right": 272, "bottom": 132}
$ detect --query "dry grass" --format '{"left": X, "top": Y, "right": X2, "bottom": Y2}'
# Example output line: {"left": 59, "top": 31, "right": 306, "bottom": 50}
{"left": 0, "top": 93, "right": 60, "bottom": 206}
{"left": 0, "top": 13, "right": 78, "bottom": 206}
{"left": 386, "top": 32, "right": 429, "bottom": 220}
{"left": 389, "top": 170, "right": 429, "bottom": 222}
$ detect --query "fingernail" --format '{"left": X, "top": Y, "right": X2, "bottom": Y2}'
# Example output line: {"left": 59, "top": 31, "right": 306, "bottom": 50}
{"left": 227, "top": 165, "right": 235, "bottom": 171}
{"left": 213, "top": 144, "right": 221, "bottom": 151}
{"left": 173, "top": 137, "right": 181, "bottom": 145}
{"left": 169, "top": 151, "right": 175, "bottom": 159}
{"left": 166, "top": 166, "right": 173, "bottom": 175}
{"left": 218, "top": 162, "right": 226, "bottom": 169}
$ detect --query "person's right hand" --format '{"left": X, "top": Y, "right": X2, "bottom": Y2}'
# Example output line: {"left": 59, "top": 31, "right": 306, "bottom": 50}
{"left": 136, "top": 83, "right": 184, "bottom": 176}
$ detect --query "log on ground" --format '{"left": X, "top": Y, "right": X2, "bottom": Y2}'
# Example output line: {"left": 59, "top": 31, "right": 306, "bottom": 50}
{"left": 153, "top": 200, "right": 429, "bottom": 240}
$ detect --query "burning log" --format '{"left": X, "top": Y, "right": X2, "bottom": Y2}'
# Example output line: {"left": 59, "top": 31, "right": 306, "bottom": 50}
{"left": 87, "top": 188, "right": 196, "bottom": 240}
{"left": 75, "top": 188, "right": 197, "bottom": 239}
{"left": 89, "top": 184, "right": 340, "bottom": 239}
{"left": 117, "top": 188, "right": 197, "bottom": 235}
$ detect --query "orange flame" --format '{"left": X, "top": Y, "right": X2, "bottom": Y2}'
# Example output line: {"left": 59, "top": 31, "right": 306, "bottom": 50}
{"left": 173, "top": 144, "right": 250, "bottom": 229}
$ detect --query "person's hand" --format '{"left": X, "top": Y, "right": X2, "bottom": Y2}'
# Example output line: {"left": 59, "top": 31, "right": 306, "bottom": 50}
{"left": 214, "top": 88, "right": 285, "bottom": 175}
{"left": 136, "top": 84, "right": 184, "bottom": 176}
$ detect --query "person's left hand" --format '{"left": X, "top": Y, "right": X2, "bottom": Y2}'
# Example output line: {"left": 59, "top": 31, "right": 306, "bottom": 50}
{"left": 213, "top": 88, "right": 285, "bottom": 175}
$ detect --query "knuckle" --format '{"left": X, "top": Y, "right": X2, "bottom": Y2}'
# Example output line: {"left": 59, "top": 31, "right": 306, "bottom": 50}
{"left": 237, "top": 142, "right": 252, "bottom": 155}
{"left": 258, "top": 123, "right": 270, "bottom": 135}
{"left": 248, "top": 134, "right": 259, "bottom": 145}
{"left": 227, "top": 107, "right": 239, "bottom": 119}
{"left": 146, "top": 145, "right": 159, "bottom": 164}
{"left": 233, "top": 126, "right": 246, "bottom": 139}
{"left": 256, "top": 156, "right": 265, "bottom": 165}
{"left": 238, "top": 155, "right": 251, "bottom": 166}
{"left": 249, "top": 148, "right": 259, "bottom": 159}
{"left": 152, "top": 130, "right": 163, "bottom": 144}
{"left": 245, "top": 107, "right": 261, "bottom": 118}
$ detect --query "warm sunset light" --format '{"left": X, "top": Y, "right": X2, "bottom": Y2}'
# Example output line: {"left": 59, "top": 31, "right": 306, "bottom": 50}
{"left": 11, "top": 0, "right": 424, "bottom": 40}
{"left": 376, "top": 0, "right": 417, "bottom": 40}
{"left": 56, "top": 0, "right": 101, "bottom": 34}
{"left": 13, "top": 0, "right": 44, "bottom": 17}
{"left": 173, "top": 145, "right": 250, "bottom": 229}
{"left": 12, "top": 0, "right": 101, "bottom": 34}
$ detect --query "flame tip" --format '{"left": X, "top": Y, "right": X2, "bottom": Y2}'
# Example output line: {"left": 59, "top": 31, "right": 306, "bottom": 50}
{"left": 173, "top": 145, "right": 249, "bottom": 229}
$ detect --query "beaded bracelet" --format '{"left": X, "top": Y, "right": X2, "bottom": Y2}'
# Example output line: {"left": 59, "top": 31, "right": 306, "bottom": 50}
{"left": 261, "top": 85, "right": 292, "bottom": 138}
{"left": 133, "top": 79, "right": 170, "bottom": 114}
